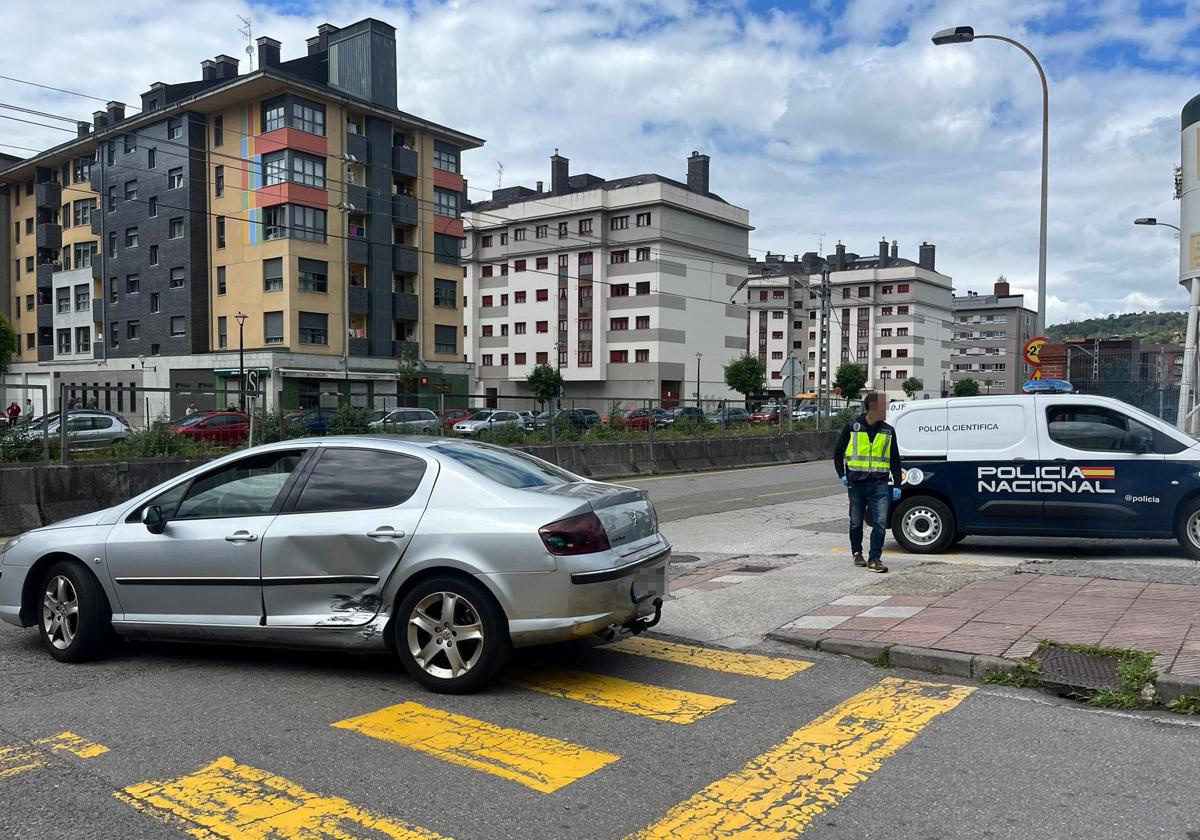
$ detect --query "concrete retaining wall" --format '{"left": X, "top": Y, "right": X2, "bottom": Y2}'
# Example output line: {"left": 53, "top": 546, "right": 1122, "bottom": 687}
{"left": 0, "top": 431, "right": 837, "bottom": 533}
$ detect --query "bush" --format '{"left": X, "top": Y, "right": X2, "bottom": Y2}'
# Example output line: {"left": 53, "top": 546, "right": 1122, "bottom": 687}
{"left": 478, "top": 423, "right": 527, "bottom": 447}
{"left": 326, "top": 404, "right": 370, "bottom": 435}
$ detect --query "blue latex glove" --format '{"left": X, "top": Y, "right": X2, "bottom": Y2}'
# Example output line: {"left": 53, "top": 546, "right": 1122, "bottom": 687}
{"left": 840, "top": 475, "right": 849, "bottom": 488}
{"left": 892, "top": 487, "right": 902, "bottom": 502}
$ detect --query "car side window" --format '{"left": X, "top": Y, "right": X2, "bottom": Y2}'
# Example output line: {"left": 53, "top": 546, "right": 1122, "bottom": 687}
{"left": 1046, "top": 405, "right": 1160, "bottom": 453}
{"left": 174, "top": 450, "right": 304, "bottom": 520}
{"left": 293, "top": 449, "right": 427, "bottom": 513}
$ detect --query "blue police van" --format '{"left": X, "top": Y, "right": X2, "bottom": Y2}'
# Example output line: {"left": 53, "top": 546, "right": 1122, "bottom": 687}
{"left": 886, "top": 392, "right": 1200, "bottom": 559}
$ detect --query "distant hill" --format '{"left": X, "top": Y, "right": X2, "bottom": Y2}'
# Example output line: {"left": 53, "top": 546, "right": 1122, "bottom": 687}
{"left": 1046, "top": 311, "right": 1186, "bottom": 344}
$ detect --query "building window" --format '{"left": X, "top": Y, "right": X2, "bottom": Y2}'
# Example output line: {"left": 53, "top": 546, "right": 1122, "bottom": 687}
{"left": 263, "top": 151, "right": 287, "bottom": 185}
{"left": 72, "top": 198, "right": 96, "bottom": 227}
{"left": 150, "top": 292, "right": 160, "bottom": 313}
{"left": 636, "top": 247, "right": 650, "bottom": 261}
{"left": 433, "top": 142, "right": 459, "bottom": 173}
{"left": 128, "top": 320, "right": 141, "bottom": 341}
{"left": 636, "top": 281, "right": 650, "bottom": 295}
{"left": 514, "top": 228, "right": 527, "bottom": 241}
{"left": 514, "top": 260, "right": 526, "bottom": 273}
{"left": 610, "top": 350, "right": 628, "bottom": 363}
{"left": 536, "top": 321, "right": 548, "bottom": 334}
{"left": 610, "top": 317, "right": 629, "bottom": 331}
{"left": 57, "top": 328, "right": 71, "bottom": 354}
{"left": 215, "top": 166, "right": 224, "bottom": 197}
{"left": 880, "top": 328, "right": 892, "bottom": 337}
{"left": 291, "top": 100, "right": 325, "bottom": 135}
{"left": 611, "top": 250, "right": 629, "bottom": 264}
{"left": 881, "top": 285, "right": 893, "bottom": 295}
{"left": 263, "top": 257, "right": 283, "bottom": 292}
{"left": 125, "top": 227, "right": 138, "bottom": 248}
{"left": 216, "top": 216, "right": 225, "bottom": 248}
{"left": 896, "top": 349, "right": 908, "bottom": 358}
{"left": 217, "top": 316, "right": 227, "bottom": 349}
{"left": 635, "top": 349, "right": 649, "bottom": 363}
{"left": 213, "top": 115, "right": 223, "bottom": 146}
{"left": 74, "top": 285, "right": 89, "bottom": 311}
{"left": 611, "top": 283, "right": 629, "bottom": 297}
{"left": 579, "top": 218, "right": 593, "bottom": 234}
{"left": 148, "top": 196, "right": 157, "bottom": 217}
{"left": 513, "top": 352, "right": 526, "bottom": 365}
{"left": 434, "top": 279, "right": 456, "bottom": 308}
{"left": 298, "top": 312, "right": 327, "bottom": 345}
{"left": 263, "top": 99, "right": 286, "bottom": 132}
{"left": 636, "top": 315, "right": 650, "bottom": 330}
{"left": 636, "top": 212, "right": 651, "bottom": 227}
{"left": 499, "top": 233, "right": 507, "bottom": 246}
{"left": 881, "top": 349, "right": 892, "bottom": 358}
{"left": 124, "top": 134, "right": 136, "bottom": 154}
{"left": 73, "top": 158, "right": 91, "bottom": 182}
{"left": 434, "top": 324, "right": 457, "bottom": 355}
{"left": 611, "top": 216, "right": 629, "bottom": 231}
{"left": 481, "top": 325, "right": 493, "bottom": 338}
{"left": 481, "top": 235, "right": 493, "bottom": 248}
{"left": 126, "top": 274, "right": 140, "bottom": 294}
{"left": 291, "top": 153, "right": 324, "bottom": 187}
{"left": 481, "top": 354, "right": 493, "bottom": 367}
{"left": 108, "top": 278, "right": 117, "bottom": 303}
{"left": 481, "top": 295, "right": 493, "bottom": 308}
{"left": 514, "top": 291, "right": 526, "bottom": 304}
{"left": 106, "top": 186, "right": 116, "bottom": 212}
{"left": 536, "top": 257, "right": 548, "bottom": 270}
{"left": 536, "top": 289, "right": 549, "bottom": 301}
{"left": 298, "top": 258, "right": 327, "bottom": 293}
{"left": 55, "top": 288, "right": 70, "bottom": 314}
{"left": 109, "top": 322, "right": 119, "bottom": 348}
{"left": 168, "top": 168, "right": 183, "bottom": 189}
{"left": 772, "top": 331, "right": 783, "bottom": 339}
{"left": 75, "top": 326, "right": 90, "bottom": 353}
{"left": 169, "top": 316, "right": 185, "bottom": 337}
{"left": 536, "top": 224, "right": 548, "bottom": 238}
{"left": 897, "top": 327, "right": 909, "bottom": 337}
{"left": 897, "top": 284, "right": 910, "bottom": 293}
{"left": 881, "top": 306, "right": 892, "bottom": 315}
{"left": 167, "top": 118, "right": 182, "bottom": 140}
{"left": 557, "top": 222, "right": 568, "bottom": 238}
{"left": 124, "top": 180, "right": 138, "bottom": 201}
{"left": 433, "top": 188, "right": 460, "bottom": 217}
{"left": 897, "top": 305, "right": 909, "bottom": 315}
{"left": 147, "top": 148, "right": 156, "bottom": 169}
{"left": 149, "top": 244, "right": 158, "bottom": 266}
{"left": 264, "top": 311, "right": 284, "bottom": 345}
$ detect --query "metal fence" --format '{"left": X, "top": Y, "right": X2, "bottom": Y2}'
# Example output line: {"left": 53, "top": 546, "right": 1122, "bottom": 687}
{"left": 0, "top": 382, "right": 851, "bottom": 464}
{"left": 1067, "top": 379, "right": 1180, "bottom": 425}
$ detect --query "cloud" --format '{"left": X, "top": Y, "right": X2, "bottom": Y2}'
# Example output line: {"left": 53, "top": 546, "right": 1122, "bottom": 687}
{"left": 2, "top": 0, "right": 1197, "bottom": 328}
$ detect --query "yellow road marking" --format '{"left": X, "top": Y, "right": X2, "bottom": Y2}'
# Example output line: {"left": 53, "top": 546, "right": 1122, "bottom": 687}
{"left": 34, "top": 731, "right": 109, "bottom": 759}
{"left": 609, "top": 636, "right": 813, "bottom": 680}
{"left": 627, "top": 677, "right": 973, "bottom": 838}
{"left": 116, "top": 755, "right": 448, "bottom": 840}
{"left": 831, "top": 546, "right": 847, "bottom": 554}
{"left": 511, "top": 668, "right": 734, "bottom": 724}
{"left": 0, "top": 744, "right": 44, "bottom": 779}
{"left": 332, "top": 701, "right": 618, "bottom": 793}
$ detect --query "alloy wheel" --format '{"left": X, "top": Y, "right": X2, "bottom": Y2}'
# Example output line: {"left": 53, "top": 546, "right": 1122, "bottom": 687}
{"left": 902, "top": 506, "right": 943, "bottom": 547}
{"left": 406, "top": 591, "right": 484, "bottom": 680}
{"left": 42, "top": 575, "right": 79, "bottom": 651}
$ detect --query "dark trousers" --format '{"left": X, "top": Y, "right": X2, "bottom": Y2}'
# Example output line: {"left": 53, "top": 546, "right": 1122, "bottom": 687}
{"left": 848, "top": 478, "right": 890, "bottom": 561}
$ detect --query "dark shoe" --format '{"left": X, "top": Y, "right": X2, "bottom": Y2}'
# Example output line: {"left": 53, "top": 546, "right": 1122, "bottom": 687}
{"left": 867, "top": 559, "right": 889, "bottom": 574}
{"left": 853, "top": 552, "right": 867, "bottom": 567}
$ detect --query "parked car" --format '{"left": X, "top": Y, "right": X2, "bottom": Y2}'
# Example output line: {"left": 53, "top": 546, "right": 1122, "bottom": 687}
{"left": 656, "top": 406, "right": 708, "bottom": 428}
{"left": 516, "top": 411, "right": 537, "bottom": 429}
{"left": 15, "top": 411, "right": 131, "bottom": 448}
{"left": 532, "top": 409, "right": 602, "bottom": 430}
{"left": 169, "top": 411, "right": 250, "bottom": 444}
{"left": 750, "top": 404, "right": 785, "bottom": 423}
{"left": 0, "top": 438, "right": 670, "bottom": 693}
{"left": 453, "top": 410, "right": 526, "bottom": 437}
{"left": 792, "top": 402, "right": 817, "bottom": 420}
{"left": 370, "top": 408, "right": 440, "bottom": 433}
{"left": 706, "top": 407, "right": 751, "bottom": 425}
{"left": 285, "top": 408, "right": 337, "bottom": 436}
{"left": 440, "top": 408, "right": 482, "bottom": 430}
{"left": 604, "top": 407, "right": 667, "bottom": 430}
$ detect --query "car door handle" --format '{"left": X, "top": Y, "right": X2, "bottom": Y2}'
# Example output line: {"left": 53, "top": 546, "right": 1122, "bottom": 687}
{"left": 225, "top": 531, "right": 258, "bottom": 543}
{"left": 368, "top": 527, "right": 405, "bottom": 539}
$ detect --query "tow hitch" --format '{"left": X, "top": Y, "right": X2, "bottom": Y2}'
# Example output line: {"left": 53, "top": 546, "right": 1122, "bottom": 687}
{"left": 622, "top": 597, "right": 662, "bottom": 635}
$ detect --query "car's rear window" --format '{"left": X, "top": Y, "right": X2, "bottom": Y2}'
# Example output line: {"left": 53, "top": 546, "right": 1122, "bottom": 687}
{"left": 433, "top": 442, "right": 575, "bottom": 488}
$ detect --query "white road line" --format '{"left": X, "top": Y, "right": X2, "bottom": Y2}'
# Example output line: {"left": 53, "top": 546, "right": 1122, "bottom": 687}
{"left": 628, "top": 463, "right": 833, "bottom": 482}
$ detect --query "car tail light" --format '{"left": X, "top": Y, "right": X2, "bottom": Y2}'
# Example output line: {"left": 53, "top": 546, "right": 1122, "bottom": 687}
{"left": 539, "top": 512, "right": 611, "bottom": 556}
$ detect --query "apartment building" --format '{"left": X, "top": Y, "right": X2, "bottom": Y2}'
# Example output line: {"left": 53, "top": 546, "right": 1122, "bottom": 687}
{"left": 0, "top": 18, "right": 480, "bottom": 418}
{"left": 462, "top": 152, "right": 751, "bottom": 404}
{"left": 950, "top": 278, "right": 1035, "bottom": 394}
{"left": 745, "top": 241, "right": 953, "bottom": 398}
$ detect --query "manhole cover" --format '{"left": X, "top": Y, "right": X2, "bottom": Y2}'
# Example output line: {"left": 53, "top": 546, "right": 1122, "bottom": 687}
{"left": 671, "top": 554, "right": 701, "bottom": 564}
{"left": 1033, "top": 646, "right": 1122, "bottom": 694}
{"left": 731, "top": 565, "right": 774, "bottom": 574}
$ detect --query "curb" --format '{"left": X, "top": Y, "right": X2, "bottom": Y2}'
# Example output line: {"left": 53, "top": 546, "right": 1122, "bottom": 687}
{"left": 768, "top": 630, "right": 1200, "bottom": 702}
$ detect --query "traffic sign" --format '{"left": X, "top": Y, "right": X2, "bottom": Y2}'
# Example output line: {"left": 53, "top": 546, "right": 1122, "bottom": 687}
{"left": 1030, "top": 367, "right": 1043, "bottom": 380}
{"left": 245, "top": 370, "right": 260, "bottom": 396}
{"left": 778, "top": 352, "right": 804, "bottom": 380}
{"left": 1023, "top": 336, "right": 1047, "bottom": 366}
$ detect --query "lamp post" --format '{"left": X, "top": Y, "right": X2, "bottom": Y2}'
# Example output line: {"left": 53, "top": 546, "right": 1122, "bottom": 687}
{"left": 1135, "top": 217, "right": 1190, "bottom": 429}
{"left": 235, "top": 311, "right": 247, "bottom": 411}
{"left": 694, "top": 351, "right": 702, "bottom": 410}
{"left": 933, "top": 25, "right": 1049, "bottom": 340}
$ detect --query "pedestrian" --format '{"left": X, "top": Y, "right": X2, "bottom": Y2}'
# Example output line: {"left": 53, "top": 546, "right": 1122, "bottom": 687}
{"left": 22, "top": 399, "right": 33, "bottom": 422}
{"left": 833, "top": 391, "right": 902, "bottom": 574}
{"left": 5, "top": 401, "right": 18, "bottom": 427}
{"left": 88, "top": 398, "right": 98, "bottom": 409}
{"left": 185, "top": 402, "right": 197, "bottom": 416}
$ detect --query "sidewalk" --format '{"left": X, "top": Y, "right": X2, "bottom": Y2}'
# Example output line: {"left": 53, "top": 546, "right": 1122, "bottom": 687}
{"left": 779, "top": 573, "right": 1200, "bottom": 676}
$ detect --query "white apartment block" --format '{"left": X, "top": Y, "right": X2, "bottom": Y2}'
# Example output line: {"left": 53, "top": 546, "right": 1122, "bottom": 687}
{"left": 462, "top": 152, "right": 751, "bottom": 405}
{"left": 746, "top": 241, "right": 953, "bottom": 398}
{"left": 950, "top": 278, "right": 1036, "bottom": 394}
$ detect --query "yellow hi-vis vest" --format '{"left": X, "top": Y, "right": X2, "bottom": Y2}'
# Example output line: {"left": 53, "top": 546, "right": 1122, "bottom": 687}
{"left": 844, "top": 427, "right": 892, "bottom": 476}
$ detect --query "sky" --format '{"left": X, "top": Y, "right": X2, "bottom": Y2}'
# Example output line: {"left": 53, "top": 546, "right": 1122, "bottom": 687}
{"left": 2, "top": 0, "right": 1198, "bottom": 327}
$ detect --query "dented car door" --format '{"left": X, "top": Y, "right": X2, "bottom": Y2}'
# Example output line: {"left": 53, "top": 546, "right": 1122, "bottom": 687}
{"left": 259, "top": 446, "right": 436, "bottom": 627}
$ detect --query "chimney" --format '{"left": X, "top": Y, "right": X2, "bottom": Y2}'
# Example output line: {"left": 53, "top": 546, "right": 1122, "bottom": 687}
{"left": 550, "top": 150, "right": 569, "bottom": 195}
{"left": 257, "top": 36, "right": 281, "bottom": 68}
{"left": 536, "top": 180, "right": 543, "bottom": 193}
{"left": 890, "top": 240, "right": 898, "bottom": 260}
{"left": 878, "top": 237, "right": 888, "bottom": 266}
{"left": 76, "top": 121, "right": 90, "bottom": 138}
{"left": 994, "top": 278, "right": 1010, "bottom": 297}
{"left": 213, "top": 55, "right": 239, "bottom": 79}
{"left": 92, "top": 110, "right": 108, "bottom": 130}
{"left": 316, "top": 23, "right": 338, "bottom": 52}
{"left": 835, "top": 241, "right": 846, "bottom": 271}
{"left": 201, "top": 59, "right": 216, "bottom": 81}
{"left": 687, "top": 150, "right": 710, "bottom": 194}
{"left": 306, "top": 35, "right": 321, "bottom": 55}
{"left": 105, "top": 101, "right": 125, "bottom": 124}
{"left": 918, "top": 242, "right": 936, "bottom": 271}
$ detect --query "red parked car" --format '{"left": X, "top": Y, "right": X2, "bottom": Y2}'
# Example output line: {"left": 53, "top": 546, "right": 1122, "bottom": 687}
{"left": 603, "top": 407, "right": 665, "bottom": 429}
{"left": 750, "top": 404, "right": 784, "bottom": 423}
{"left": 440, "top": 408, "right": 482, "bottom": 430}
{"left": 169, "top": 410, "right": 250, "bottom": 444}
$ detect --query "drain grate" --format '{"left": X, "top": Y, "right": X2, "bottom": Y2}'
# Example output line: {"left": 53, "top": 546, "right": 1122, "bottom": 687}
{"left": 731, "top": 565, "right": 774, "bottom": 574}
{"left": 1033, "top": 646, "right": 1122, "bottom": 694}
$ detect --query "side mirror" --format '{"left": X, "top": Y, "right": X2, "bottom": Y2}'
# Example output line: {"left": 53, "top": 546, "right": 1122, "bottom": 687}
{"left": 142, "top": 504, "right": 166, "bottom": 534}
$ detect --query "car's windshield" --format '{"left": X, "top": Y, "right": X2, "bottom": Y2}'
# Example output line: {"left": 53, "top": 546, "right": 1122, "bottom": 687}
{"left": 433, "top": 443, "right": 576, "bottom": 488}
{"left": 468, "top": 411, "right": 494, "bottom": 422}
{"left": 174, "top": 414, "right": 206, "bottom": 427}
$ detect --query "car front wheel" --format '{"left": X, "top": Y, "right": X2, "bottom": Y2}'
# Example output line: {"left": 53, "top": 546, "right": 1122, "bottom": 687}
{"left": 1175, "top": 498, "right": 1200, "bottom": 561}
{"left": 37, "top": 560, "right": 114, "bottom": 663}
{"left": 891, "top": 496, "right": 956, "bottom": 554}
{"left": 395, "top": 575, "right": 510, "bottom": 694}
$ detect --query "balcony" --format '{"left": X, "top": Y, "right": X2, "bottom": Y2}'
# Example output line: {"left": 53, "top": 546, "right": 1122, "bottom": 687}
{"left": 91, "top": 259, "right": 103, "bottom": 282}
{"left": 392, "top": 146, "right": 418, "bottom": 178}
{"left": 36, "top": 223, "right": 62, "bottom": 251}
{"left": 346, "top": 131, "right": 369, "bottom": 165}
{"left": 37, "top": 303, "right": 52, "bottom": 325}
{"left": 348, "top": 285, "right": 369, "bottom": 314}
{"left": 393, "top": 291, "right": 418, "bottom": 321}
{"left": 35, "top": 181, "right": 61, "bottom": 209}
{"left": 393, "top": 340, "right": 418, "bottom": 359}
{"left": 348, "top": 336, "right": 369, "bottom": 357}
{"left": 347, "top": 232, "right": 369, "bottom": 265}
{"left": 393, "top": 243, "right": 419, "bottom": 274}
{"left": 90, "top": 214, "right": 101, "bottom": 236}
{"left": 392, "top": 193, "right": 418, "bottom": 226}
{"left": 93, "top": 344, "right": 104, "bottom": 360}
{"left": 88, "top": 167, "right": 102, "bottom": 193}
{"left": 92, "top": 299, "right": 104, "bottom": 324}
{"left": 36, "top": 263, "right": 61, "bottom": 286}
{"left": 38, "top": 345, "right": 53, "bottom": 362}
{"left": 346, "top": 184, "right": 368, "bottom": 212}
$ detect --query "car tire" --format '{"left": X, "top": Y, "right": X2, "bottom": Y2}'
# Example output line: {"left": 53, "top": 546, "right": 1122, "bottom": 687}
{"left": 395, "top": 575, "right": 511, "bottom": 694}
{"left": 891, "top": 496, "right": 956, "bottom": 554}
{"left": 37, "top": 560, "right": 115, "bottom": 663}
{"left": 1174, "top": 498, "right": 1200, "bottom": 561}
{"left": 951, "top": 532, "right": 967, "bottom": 546}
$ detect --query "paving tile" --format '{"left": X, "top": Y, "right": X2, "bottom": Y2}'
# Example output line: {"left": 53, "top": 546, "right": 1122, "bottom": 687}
{"left": 691, "top": 581, "right": 733, "bottom": 591}
{"left": 838, "top": 617, "right": 904, "bottom": 631}
{"left": 830, "top": 595, "right": 891, "bottom": 607}
{"left": 872, "top": 631, "right": 950, "bottom": 647}
{"left": 956, "top": 620, "right": 1031, "bottom": 639}
{"left": 860, "top": 605, "right": 926, "bottom": 619}
{"left": 881, "top": 596, "right": 941, "bottom": 607}
{"left": 804, "top": 605, "right": 870, "bottom": 617}
{"left": 709, "top": 574, "right": 759, "bottom": 584}
{"left": 784, "top": 614, "right": 850, "bottom": 630}
{"left": 819, "top": 629, "right": 883, "bottom": 641}
{"left": 1005, "top": 637, "right": 1041, "bottom": 658}
{"left": 936, "top": 636, "right": 1010, "bottom": 656}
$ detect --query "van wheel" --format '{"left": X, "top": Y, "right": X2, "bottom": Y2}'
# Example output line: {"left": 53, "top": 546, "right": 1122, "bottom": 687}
{"left": 1175, "top": 499, "right": 1200, "bottom": 561}
{"left": 952, "top": 533, "right": 967, "bottom": 546}
{"left": 892, "top": 496, "right": 956, "bottom": 554}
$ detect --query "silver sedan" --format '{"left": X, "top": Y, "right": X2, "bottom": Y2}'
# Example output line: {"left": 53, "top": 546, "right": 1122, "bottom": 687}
{"left": 453, "top": 410, "right": 526, "bottom": 437}
{"left": 0, "top": 437, "right": 669, "bottom": 693}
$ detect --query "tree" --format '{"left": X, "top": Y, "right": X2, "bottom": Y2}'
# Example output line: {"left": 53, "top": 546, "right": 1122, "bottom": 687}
{"left": 901, "top": 376, "right": 924, "bottom": 399}
{"left": 723, "top": 355, "right": 766, "bottom": 401}
{"left": 0, "top": 314, "right": 14, "bottom": 381}
{"left": 833, "top": 363, "right": 866, "bottom": 400}
{"left": 395, "top": 342, "right": 423, "bottom": 397}
{"left": 952, "top": 378, "right": 980, "bottom": 397}
{"left": 526, "top": 363, "right": 563, "bottom": 407}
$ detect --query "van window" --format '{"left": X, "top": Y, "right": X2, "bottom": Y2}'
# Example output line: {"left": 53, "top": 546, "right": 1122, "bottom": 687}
{"left": 1046, "top": 405, "right": 1184, "bottom": 454}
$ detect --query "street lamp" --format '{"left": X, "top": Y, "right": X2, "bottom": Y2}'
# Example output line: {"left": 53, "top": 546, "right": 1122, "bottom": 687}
{"left": 695, "top": 352, "right": 702, "bottom": 410}
{"left": 1135, "top": 217, "right": 1189, "bottom": 429}
{"left": 1134, "top": 217, "right": 1181, "bottom": 232}
{"left": 933, "top": 25, "right": 1050, "bottom": 339}
{"left": 235, "top": 311, "right": 247, "bottom": 411}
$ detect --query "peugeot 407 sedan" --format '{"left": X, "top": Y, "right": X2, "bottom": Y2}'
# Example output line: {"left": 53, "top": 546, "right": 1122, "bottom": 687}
{"left": 0, "top": 437, "right": 669, "bottom": 693}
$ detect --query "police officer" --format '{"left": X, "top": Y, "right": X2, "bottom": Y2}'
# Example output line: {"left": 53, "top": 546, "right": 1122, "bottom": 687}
{"left": 833, "top": 392, "right": 902, "bottom": 573}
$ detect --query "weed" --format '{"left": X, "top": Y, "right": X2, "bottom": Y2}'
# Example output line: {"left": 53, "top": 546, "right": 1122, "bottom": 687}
{"left": 870, "top": 646, "right": 892, "bottom": 668}
{"left": 1165, "top": 694, "right": 1200, "bottom": 715}
{"left": 1087, "top": 689, "right": 1147, "bottom": 710}
{"left": 981, "top": 658, "right": 1040, "bottom": 688}
{"left": 1037, "top": 641, "right": 1157, "bottom": 710}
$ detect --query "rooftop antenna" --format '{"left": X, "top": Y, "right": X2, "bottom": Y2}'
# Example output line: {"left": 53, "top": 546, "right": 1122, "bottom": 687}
{"left": 496, "top": 161, "right": 504, "bottom": 189}
{"left": 813, "top": 233, "right": 825, "bottom": 254}
{"left": 238, "top": 15, "right": 254, "bottom": 71}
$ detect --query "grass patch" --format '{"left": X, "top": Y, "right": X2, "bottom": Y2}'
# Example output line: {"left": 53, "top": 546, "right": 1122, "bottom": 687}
{"left": 870, "top": 645, "right": 893, "bottom": 668}
{"left": 981, "top": 658, "right": 1041, "bottom": 688}
{"left": 1035, "top": 640, "right": 1157, "bottom": 710}
{"left": 1165, "top": 694, "right": 1200, "bottom": 715}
